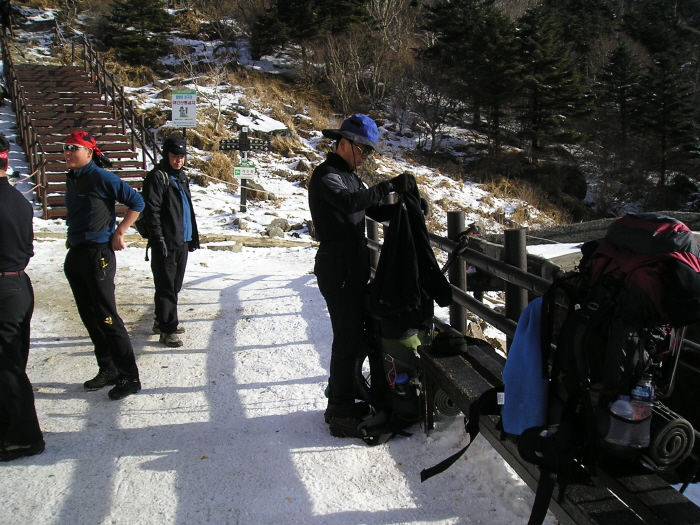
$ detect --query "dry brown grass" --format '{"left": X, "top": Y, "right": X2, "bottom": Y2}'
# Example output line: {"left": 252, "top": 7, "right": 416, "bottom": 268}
{"left": 479, "top": 176, "right": 572, "bottom": 226}
{"left": 188, "top": 152, "right": 239, "bottom": 192}
{"left": 174, "top": 9, "right": 201, "bottom": 36}
{"left": 270, "top": 135, "right": 298, "bottom": 157}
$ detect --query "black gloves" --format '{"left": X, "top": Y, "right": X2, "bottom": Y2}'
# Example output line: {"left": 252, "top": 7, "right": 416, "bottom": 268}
{"left": 391, "top": 173, "right": 417, "bottom": 194}
{"left": 420, "top": 196, "right": 431, "bottom": 217}
{"left": 155, "top": 237, "right": 168, "bottom": 258}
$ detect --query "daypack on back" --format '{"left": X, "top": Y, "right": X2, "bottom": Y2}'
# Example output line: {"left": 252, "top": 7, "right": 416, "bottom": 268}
{"left": 421, "top": 213, "right": 700, "bottom": 523}
{"left": 133, "top": 169, "right": 169, "bottom": 240}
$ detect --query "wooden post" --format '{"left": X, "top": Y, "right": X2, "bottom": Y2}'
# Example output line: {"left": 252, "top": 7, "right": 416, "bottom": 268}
{"left": 504, "top": 228, "right": 528, "bottom": 352}
{"left": 447, "top": 211, "right": 467, "bottom": 334}
{"left": 239, "top": 146, "right": 249, "bottom": 212}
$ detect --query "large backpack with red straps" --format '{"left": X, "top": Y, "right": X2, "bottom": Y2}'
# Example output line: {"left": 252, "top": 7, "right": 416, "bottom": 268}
{"left": 421, "top": 213, "right": 700, "bottom": 524}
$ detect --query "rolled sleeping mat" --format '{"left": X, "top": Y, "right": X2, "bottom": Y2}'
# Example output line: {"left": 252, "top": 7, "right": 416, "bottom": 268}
{"left": 642, "top": 402, "right": 695, "bottom": 472}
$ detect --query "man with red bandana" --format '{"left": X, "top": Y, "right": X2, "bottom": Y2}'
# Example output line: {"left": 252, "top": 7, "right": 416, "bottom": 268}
{"left": 62, "top": 131, "right": 144, "bottom": 400}
{"left": 0, "top": 134, "right": 45, "bottom": 460}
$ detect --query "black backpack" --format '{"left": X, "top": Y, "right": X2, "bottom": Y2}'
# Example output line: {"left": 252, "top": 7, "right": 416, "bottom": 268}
{"left": 421, "top": 213, "right": 700, "bottom": 524}
{"left": 133, "top": 169, "right": 168, "bottom": 240}
{"left": 353, "top": 315, "right": 427, "bottom": 446}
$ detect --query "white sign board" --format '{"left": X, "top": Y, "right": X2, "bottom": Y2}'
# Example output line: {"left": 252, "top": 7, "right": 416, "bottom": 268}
{"left": 172, "top": 90, "right": 197, "bottom": 128}
{"left": 234, "top": 164, "right": 256, "bottom": 179}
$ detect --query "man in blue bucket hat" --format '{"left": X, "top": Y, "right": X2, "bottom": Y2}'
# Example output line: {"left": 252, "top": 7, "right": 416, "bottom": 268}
{"left": 309, "top": 114, "right": 417, "bottom": 439}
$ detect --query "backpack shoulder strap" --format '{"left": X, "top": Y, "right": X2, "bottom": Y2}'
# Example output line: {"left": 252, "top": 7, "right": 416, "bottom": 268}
{"left": 420, "top": 386, "right": 502, "bottom": 482}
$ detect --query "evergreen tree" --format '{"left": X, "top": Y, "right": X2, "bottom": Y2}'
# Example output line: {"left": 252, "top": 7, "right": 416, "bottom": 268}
{"left": 543, "top": 0, "right": 616, "bottom": 76}
{"left": 594, "top": 42, "right": 645, "bottom": 147}
{"left": 468, "top": 7, "right": 521, "bottom": 153}
{"left": 250, "top": 0, "right": 370, "bottom": 61}
{"left": 422, "top": 0, "right": 520, "bottom": 152}
{"left": 638, "top": 51, "right": 699, "bottom": 187}
{"left": 515, "top": 4, "right": 590, "bottom": 155}
{"left": 104, "top": 0, "right": 172, "bottom": 67}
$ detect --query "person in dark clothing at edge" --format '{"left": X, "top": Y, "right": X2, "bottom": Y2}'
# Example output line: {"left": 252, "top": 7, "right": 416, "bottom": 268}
{"left": 308, "top": 114, "right": 417, "bottom": 438}
{"left": 0, "top": 135, "right": 44, "bottom": 461}
{"left": 142, "top": 137, "right": 200, "bottom": 348}
{"left": 63, "top": 131, "right": 144, "bottom": 400}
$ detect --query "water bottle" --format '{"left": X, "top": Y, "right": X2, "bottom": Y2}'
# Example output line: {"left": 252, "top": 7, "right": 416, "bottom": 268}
{"left": 605, "top": 395, "right": 635, "bottom": 447}
{"left": 394, "top": 372, "right": 410, "bottom": 396}
{"left": 629, "top": 374, "right": 654, "bottom": 448}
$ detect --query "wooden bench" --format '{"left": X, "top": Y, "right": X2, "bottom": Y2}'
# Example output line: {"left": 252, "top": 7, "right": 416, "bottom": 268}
{"left": 418, "top": 340, "right": 700, "bottom": 525}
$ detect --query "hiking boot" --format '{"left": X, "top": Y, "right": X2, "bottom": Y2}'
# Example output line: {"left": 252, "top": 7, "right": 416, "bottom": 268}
{"left": 83, "top": 369, "right": 119, "bottom": 391}
{"left": 328, "top": 416, "right": 365, "bottom": 438}
{"left": 159, "top": 333, "right": 183, "bottom": 347}
{"left": 0, "top": 439, "right": 45, "bottom": 462}
{"left": 108, "top": 376, "right": 141, "bottom": 400}
{"left": 152, "top": 321, "right": 185, "bottom": 334}
{"left": 324, "top": 402, "right": 371, "bottom": 425}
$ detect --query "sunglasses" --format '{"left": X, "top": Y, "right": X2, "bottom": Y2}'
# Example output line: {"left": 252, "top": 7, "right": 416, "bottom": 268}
{"left": 351, "top": 141, "right": 373, "bottom": 157}
{"left": 63, "top": 144, "right": 88, "bottom": 152}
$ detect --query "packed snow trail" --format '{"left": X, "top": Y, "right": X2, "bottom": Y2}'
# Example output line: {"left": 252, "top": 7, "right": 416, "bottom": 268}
{"left": 1, "top": 240, "right": 553, "bottom": 524}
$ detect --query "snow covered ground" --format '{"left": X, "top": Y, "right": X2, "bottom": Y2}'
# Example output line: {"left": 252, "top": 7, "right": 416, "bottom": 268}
{"left": 3, "top": 239, "right": 558, "bottom": 525}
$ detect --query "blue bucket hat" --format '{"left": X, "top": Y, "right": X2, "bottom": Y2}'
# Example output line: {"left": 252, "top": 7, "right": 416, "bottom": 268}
{"left": 322, "top": 114, "right": 381, "bottom": 154}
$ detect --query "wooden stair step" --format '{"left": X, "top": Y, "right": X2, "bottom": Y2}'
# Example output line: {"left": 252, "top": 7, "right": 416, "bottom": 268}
{"left": 38, "top": 134, "right": 131, "bottom": 145}
{"left": 44, "top": 170, "right": 146, "bottom": 183}
{"left": 28, "top": 110, "right": 113, "bottom": 119}
{"left": 23, "top": 93, "right": 104, "bottom": 102}
{"left": 15, "top": 65, "right": 85, "bottom": 72}
{"left": 29, "top": 103, "right": 112, "bottom": 112}
{"left": 18, "top": 83, "right": 98, "bottom": 92}
{"left": 47, "top": 178, "right": 145, "bottom": 194}
{"left": 43, "top": 151, "right": 139, "bottom": 163}
{"left": 33, "top": 125, "right": 121, "bottom": 136}
{"left": 42, "top": 142, "right": 133, "bottom": 153}
{"left": 31, "top": 118, "right": 119, "bottom": 127}
{"left": 44, "top": 160, "right": 145, "bottom": 174}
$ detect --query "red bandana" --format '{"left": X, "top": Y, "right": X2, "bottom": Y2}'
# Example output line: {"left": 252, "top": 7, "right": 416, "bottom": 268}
{"left": 65, "top": 130, "right": 104, "bottom": 157}
{"left": 0, "top": 150, "right": 8, "bottom": 160}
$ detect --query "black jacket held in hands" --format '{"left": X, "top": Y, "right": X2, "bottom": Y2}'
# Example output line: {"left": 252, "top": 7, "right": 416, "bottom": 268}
{"left": 142, "top": 159, "right": 200, "bottom": 251}
{"left": 369, "top": 186, "right": 453, "bottom": 329}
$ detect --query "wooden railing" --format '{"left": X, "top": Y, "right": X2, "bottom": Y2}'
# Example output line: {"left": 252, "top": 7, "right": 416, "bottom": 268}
{"left": 74, "top": 35, "right": 160, "bottom": 168}
{"left": 1, "top": 31, "right": 49, "bottom": 217}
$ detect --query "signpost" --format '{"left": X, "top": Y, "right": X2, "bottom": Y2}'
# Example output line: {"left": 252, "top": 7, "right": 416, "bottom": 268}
{"left": 219, "top": 127, "right": 271, "bottom": 212}
{"left": 172, "top": 89, "right": 197, "bottom": 138}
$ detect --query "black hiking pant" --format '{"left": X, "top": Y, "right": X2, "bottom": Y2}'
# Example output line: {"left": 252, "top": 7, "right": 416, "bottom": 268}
{"left": 151, "top": 242, "right": 188, "bottom": 334}
{"left": 64, "top": 244, "right": 139, "bottom": 379}
{"left": 315, "top": 240, "right": 370, "bottom": 417}
{"left": 0, "top": 272, "right": 42, "bottom": 445}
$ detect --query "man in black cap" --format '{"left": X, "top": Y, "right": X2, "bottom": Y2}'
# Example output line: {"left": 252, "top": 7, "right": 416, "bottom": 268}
{"left": 0, "top": 134, "right": 44, "bottom": 460}
{"left": 308, "top": 114, "right": 417, "bottom": 438}
{"left": 142, "top": 136, "right": 200, "bottom": 347}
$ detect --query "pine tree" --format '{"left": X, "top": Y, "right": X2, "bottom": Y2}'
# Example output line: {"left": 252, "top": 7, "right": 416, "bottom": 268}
{"left": 515, "top": 4, "right": 590, "bottom": 154}
{"left": 422, "top": 0, "right": 520, "bottom": 152}
{"left": 543, "top": 0, "right": 616, "bottom": 76}
{"left": 250, "top": 0, "right": 370, "bottom": 61}
{"left": 638, "top": 50, "right": 699, "bottom": 187}
{"left": 104, "top": 0, "right": 172, "bottom": 66}
{"left": 594, "top": 43, "right": 645, "bottom": 147}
